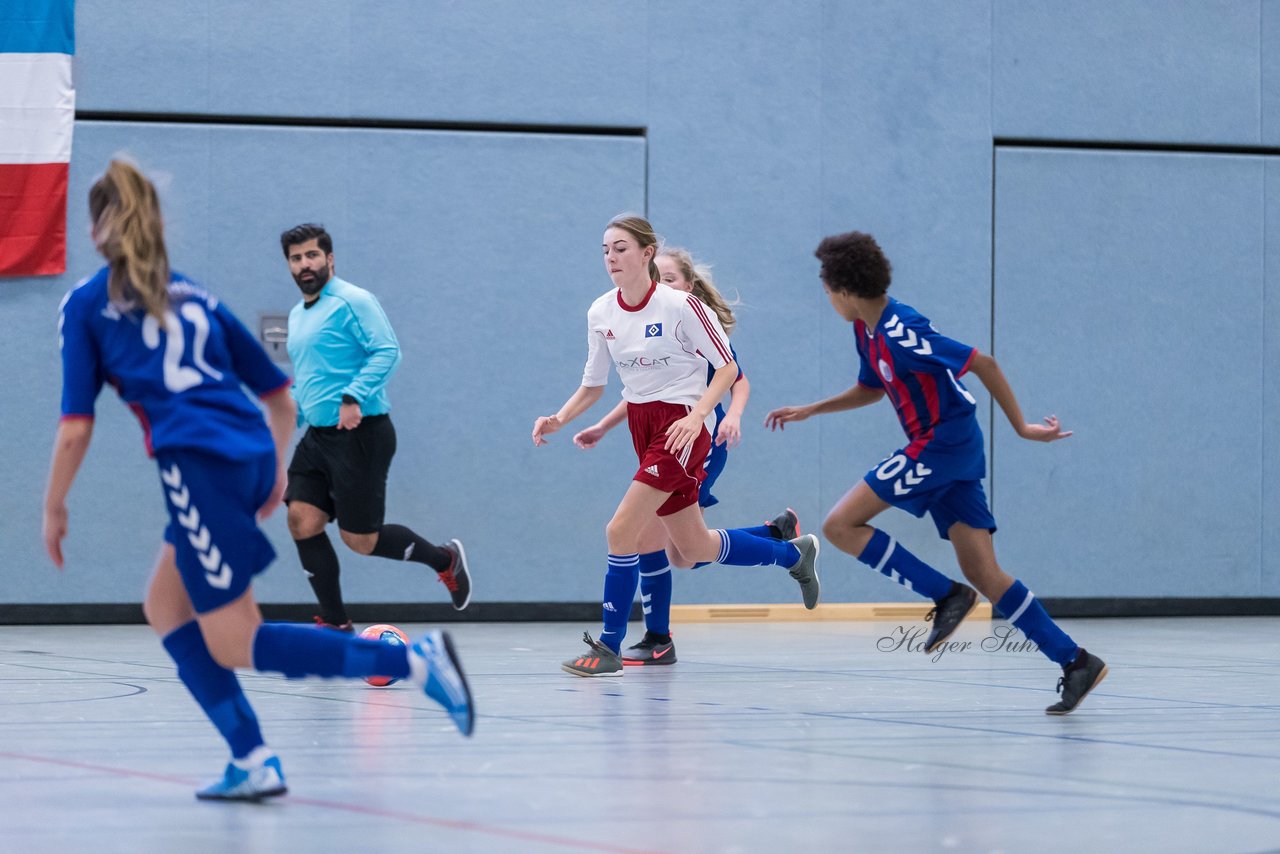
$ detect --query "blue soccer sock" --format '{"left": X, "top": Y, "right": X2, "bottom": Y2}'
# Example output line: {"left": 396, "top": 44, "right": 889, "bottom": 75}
{"left": 996, "top": 580, "right": 1079, "bottom": 667}
{"left": 639, "top": 550, "right": 672, "bottom": 636}
{"left": 162, "top": 621, "right": 264, "bottom": 760}
{"left": 252, "top": 622, "right": 411, "bottom": 681}
{"left": 713, "top": 529, "right": 801, "bottom": 567}
{"left": 599, "top": 553, "right": 640, "bottom": 653}
{"left": 856, "top": 529, "right": 954, "bottom": 601}
{"left": 738, "top": 524, "right": 775, "bottom": 539}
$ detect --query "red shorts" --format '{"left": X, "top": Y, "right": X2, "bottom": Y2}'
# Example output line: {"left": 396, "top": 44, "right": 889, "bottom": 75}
{"left": 628, "top": 400, "right": 711, "bottom": 516}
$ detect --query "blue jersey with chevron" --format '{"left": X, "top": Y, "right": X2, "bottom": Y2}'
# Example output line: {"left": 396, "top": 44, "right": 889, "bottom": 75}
{"left": 853, "top": 298, "right": 981, "bottom": 460}
{"left": 59, "top": 266, "right": 290, "bottom": 460}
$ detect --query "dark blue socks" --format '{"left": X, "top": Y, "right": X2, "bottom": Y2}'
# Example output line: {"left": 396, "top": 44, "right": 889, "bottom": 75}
{"left": 713, "top": 528, "right": 800, "bottom": 567}
{"left": 855, "top": 529, "right": 953, "bottom": 601}
{"left": 162, "top": 621, "right": 264, "bottom": 760}
{"left": 996, "top": 580, "right": 1079, "bottom": 667}
{"left": 599, "top": 553, "right": 641, "bottom": 653}
{"left": 638, "top": 550, "right": 672, "bottom": 636}
{"left": 252, "top": 622, "right": 410, "bottom": 681}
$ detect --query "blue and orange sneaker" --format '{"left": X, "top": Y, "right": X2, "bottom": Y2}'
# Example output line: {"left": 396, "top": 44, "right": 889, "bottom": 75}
{"left": 408, "top": 630, "right": 475, "bottom": 736}
{"left": 196, "top": 748, "right": 287, "bottom": 802}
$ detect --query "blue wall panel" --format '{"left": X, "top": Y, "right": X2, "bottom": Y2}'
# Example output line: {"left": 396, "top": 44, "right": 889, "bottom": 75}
{"left": 994, "top": 148, "right": 1265, "bottom": 596}
{"left": 1265, "top": 158, "right": 1280, "bottom": 595}
{"left": 7, "top": 3, "right": 1280, "bottom": 609}
{"left": 1, "top": 122, "right": 645, "bottom": 604}
{"left": 1263, "top": 0, "right": 1280, "bottom": 145}
{"left": 994, "top": 0, "right": 1261, "bottom": 144}
{"left": 75, "top": 1, "right": 645, "bottom": 125}
{"left": 644, "top": 2, "right": 828, "bottom": 606}
{"left": 815, "top": 0, "right": 995, "bottom": 596}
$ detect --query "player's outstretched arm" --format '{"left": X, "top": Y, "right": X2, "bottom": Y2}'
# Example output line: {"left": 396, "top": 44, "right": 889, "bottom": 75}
{"left": 716, "top": 374, "right": 751, "bottom": 447}
{"left": 764, "top": 384, "right": 885, "bottom": 431}
{"left": 43, "top": 418, "right": 94, "bottom": 568}
{"left": 574, "top": 398, "right": 628, "bottom": 449}
{"left": 534, "top": 384, "right": 605, "bottom": 446}
{"left": 967, "top": 352, "right": 1072, "bottom": 442}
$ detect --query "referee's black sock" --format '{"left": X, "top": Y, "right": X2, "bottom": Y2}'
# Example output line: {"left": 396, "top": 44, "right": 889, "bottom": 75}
{"left": 294, "top": 532, "right": 349, "bottom": 626}
{"left": 372, "top": 524, "right": 452, "bottom": 572}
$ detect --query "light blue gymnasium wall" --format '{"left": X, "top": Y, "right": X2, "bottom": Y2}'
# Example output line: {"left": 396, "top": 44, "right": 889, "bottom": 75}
{"left": 2, "top": 1, "right": 1278, "bottom": 607}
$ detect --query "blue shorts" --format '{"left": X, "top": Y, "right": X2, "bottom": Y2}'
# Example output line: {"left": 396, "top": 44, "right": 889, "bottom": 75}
{"left": 156, "top": 448, "right": 277, "bottom": 614}
{"left": 699, "top": 441, "right": 728, "bottom": 508}
{"left": 863, "top": 447, "right": 997, "bottom": 540}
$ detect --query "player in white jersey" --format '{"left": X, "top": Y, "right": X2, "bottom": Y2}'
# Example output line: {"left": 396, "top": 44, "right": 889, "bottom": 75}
{"left": 532, "top": 215, "right": 821, "bottom": 677}
{"left": 572, "top": 247, "right": 800, "bottom": 666}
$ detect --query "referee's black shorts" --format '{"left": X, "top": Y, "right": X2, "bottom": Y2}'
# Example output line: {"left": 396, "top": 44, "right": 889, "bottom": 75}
{"left": 285, "top": 414, "right": 396, "bottom": 534}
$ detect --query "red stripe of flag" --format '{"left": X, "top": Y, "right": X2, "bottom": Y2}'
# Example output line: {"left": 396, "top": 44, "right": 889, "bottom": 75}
{"left": 0, "top": 162, "right": 68, "bottom": 276}
{"left": 685, "top": 296, "right": 732, "bottom": 363}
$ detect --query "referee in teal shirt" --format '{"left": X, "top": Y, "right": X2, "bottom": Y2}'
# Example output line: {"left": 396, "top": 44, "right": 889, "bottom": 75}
{"left": 280, "top": 224, "right": 471, "bottom": 627}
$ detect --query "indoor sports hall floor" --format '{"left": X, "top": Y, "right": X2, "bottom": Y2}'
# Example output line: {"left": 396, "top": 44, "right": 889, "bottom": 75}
{"left": 2, "top": 617, "right": 1278, "bottom": 853}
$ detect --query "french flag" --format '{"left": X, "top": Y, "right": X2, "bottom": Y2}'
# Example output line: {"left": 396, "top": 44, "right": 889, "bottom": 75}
{"left": 0, "top": 0, "right": 75, "bottom": 277}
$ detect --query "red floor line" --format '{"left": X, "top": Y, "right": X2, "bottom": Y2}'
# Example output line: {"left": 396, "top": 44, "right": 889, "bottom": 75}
{"left": 0, "top": 751, "right": 665, "bottom": 854}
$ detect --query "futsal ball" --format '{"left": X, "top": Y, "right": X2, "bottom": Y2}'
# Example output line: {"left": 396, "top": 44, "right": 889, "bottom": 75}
{"left": 360, "top": 623, "right": 410, "bottom": 687}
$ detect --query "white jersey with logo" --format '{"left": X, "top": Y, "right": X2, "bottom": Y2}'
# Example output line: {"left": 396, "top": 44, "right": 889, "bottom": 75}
{"left": 581, "top": 282, "right": 733, "bottom": 413}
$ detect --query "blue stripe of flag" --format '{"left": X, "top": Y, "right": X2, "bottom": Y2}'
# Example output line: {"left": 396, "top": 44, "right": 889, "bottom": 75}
{"left": 0, "top": 0, "right": 75, "bottom": 55}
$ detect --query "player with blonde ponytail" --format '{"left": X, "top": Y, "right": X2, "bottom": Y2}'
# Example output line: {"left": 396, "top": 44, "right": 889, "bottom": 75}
{"left": 44, "top": 159, "right": 474, "bottom": 802}
{"left": 87, "top": 160, "right": 171, "bottom": 321}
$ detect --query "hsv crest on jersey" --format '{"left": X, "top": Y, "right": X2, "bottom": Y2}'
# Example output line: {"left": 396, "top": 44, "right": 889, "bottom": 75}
{"left": 644, "top": 323, "right": 663, "bottom": 338}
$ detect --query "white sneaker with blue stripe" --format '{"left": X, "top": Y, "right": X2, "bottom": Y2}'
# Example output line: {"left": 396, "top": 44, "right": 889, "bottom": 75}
{"left": 408, "top": 630, "right": 475, "bottom": 737}
{"left": 196, "top": 747, "right": 287, "bottom": 802}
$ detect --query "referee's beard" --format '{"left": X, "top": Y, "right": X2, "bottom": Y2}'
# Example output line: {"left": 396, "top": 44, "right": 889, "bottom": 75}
{"left": 294, "top": 264, "right": 331, "bottom": 296}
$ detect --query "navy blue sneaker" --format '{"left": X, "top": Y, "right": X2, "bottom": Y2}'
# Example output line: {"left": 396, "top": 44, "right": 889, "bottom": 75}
{"left": 409, "top": 630, "right": 475, "bottom": 736}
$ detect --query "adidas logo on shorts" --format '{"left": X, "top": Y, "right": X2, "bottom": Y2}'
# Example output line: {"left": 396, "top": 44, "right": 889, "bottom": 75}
{"left": 644, "top": 464, "right": 660, "bottom": 477}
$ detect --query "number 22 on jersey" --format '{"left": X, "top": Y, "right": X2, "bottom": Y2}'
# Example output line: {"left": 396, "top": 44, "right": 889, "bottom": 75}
{"left": 142, "top": 302, "right": 224, "bottom": 392}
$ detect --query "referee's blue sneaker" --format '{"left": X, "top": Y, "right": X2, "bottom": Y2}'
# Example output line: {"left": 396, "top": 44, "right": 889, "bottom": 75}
{"left": 196, "top": 747, "right": 287, "bottom": 802}
{"left": 409, "top": 630, "right": 475, "bottom": 736}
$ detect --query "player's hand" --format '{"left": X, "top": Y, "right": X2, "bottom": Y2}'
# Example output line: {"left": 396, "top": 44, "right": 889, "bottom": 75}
{"left": 258, "top": 464, "right": 287, "bottom": 520}
{"left": 533, "top": 415, "right": 563, "bottom": 446}
{"left": 715, "top": 413, "right": 742, "bottom": 447}
{"left": 764, "top": 405, "right": 813, "bottom": 431}
{"left": 43, "top": 503, "right": 68, "bottom": 569}
{"left": 337, "top": 401, "right": 362, "bottom": 430}
{"left": 1018, "top": 415, "right": 1073, "bottom": 443}
{"left": 664, "top": 412, "right": 703, "bottom": 453}
{"left": 573, "top": 425, "right": 607, "bottom": 449}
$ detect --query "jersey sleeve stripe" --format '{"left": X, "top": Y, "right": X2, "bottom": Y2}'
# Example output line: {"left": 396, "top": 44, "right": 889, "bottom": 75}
{"left": 685, "top": 296, "right": 732, "bottom": 363}
{"left": 258, "top": 377, "right": 293, "bottom": 399}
